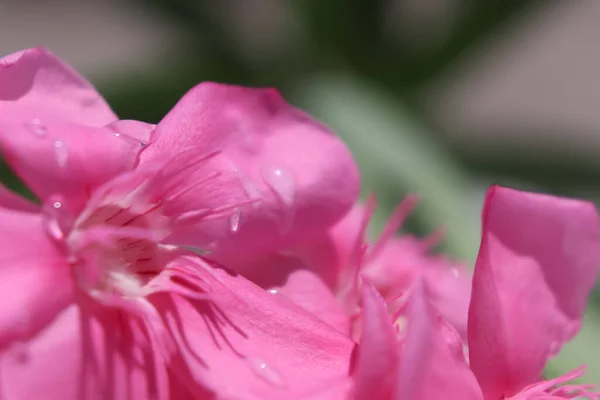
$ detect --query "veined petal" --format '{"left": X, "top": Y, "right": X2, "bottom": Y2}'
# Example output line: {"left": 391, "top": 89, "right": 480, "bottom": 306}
{"left": 0, "top": 48, "right": 116, "bottom": 126}
{"left": 0, "top": 208, "right": 74, "bottom": 346}
{"left": 0, "top": 109, "right": 141, "bottom": 210}
{"left": 140, "top": 83, "right": 360, "bottom": 263}
{"left": 152, "top": 256, "right": 355, "bottom": 400}
{"left": 468, "top": 186, "right": 600, "bottom": 399}
{"left": 243, "top": 253, "right": 350, "bottom": 334}
{"left": 396, "top": 278, "right": 482, "bottom": 400}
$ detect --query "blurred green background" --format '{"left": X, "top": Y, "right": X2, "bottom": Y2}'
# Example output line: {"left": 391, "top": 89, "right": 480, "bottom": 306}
{"left": 1, "top": 0, "right": 599, "bottom": 383}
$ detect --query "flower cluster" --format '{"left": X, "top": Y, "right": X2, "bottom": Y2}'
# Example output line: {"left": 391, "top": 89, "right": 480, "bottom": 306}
{"left": 0, "top": 48, "right": 598, "bottom": 400}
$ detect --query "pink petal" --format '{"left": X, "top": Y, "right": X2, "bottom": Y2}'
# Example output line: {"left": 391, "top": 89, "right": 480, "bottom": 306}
{"left": 0, "top": 303, "right": 168, "bottom": 400}
{"left": 0, "top": 108, "right": 142, "bottom": 210}
{"left": 0, "top": 208, "right": 74, "bottom": 346}
{"left": 243, "top": 253, "right": 351, "bottom": 334}
{"left": 0, "top": 183, "right": 39, "bottom": 212}
{"left": 364, "top": 236, "right": 472, "bottom": 340}
{"left": 140, "top": 83, "right": 360, "bottom": 263}
{"left": 298, "top": 203, "right": 371, "bottom": 289}
{"left": 153, "top": 256, "right": 355, "bottom": 400}
{"left": 468, "top": 185, "right": 600, "bottom": 399}
{"left": 0, "top": 48, "right": 116, "bottom": 126}
{"left": 352, "top": 279, "right": 400, "bottom": 400}
{"left": 396, "top": 278, "right": 482, "bottom": 400}
{"left": 423, "top": 259, "right": 472, "bottom": 340}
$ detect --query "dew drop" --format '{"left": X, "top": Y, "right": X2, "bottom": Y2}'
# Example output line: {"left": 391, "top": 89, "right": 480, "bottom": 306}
{"left": 54, "top": 140, "right": 68, "bottom": 168}
{"left": 229, "top": 208, "right": 241, "bottom": 233}
{"left": 261, "top": 166, "right": 296, "bottom": 231}
{"left": 262, "top": 167, "right": 295, "bottom": 206}
{"left": 114, "top": 132, "right": 120, "bottom": 137}
{"left": 26, "top": 118, "right": 47, "bottom": 137}
{"left": 42, "top": 195, "right": 73, "bottom": 242}
{"left": 45, "top": 219, "right": 63, "bottom": 241}
{"left": 248, "top": 358, "right": 284, "bottom": 387}
{"left": 267, "top": 288, "right": 278, "bottom": 295}
{"left": 232, "top": 166, "right": 261, "bottom": 206}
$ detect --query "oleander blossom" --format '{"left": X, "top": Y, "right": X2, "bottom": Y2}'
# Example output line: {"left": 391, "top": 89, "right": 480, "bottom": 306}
{"left": 1, "top": 46, "right": 600, "bottom": 400}
{"left": 348, "top": 186, "right": 600, "bottom": 400}
{"left": 242, "top": 195, "right": 472, "bottom": 340}
{"left": 307, "top": 195, "right": 473, "bottom": 340}
{"left": 0, "top": 47, "right": 358, "bottom": 399}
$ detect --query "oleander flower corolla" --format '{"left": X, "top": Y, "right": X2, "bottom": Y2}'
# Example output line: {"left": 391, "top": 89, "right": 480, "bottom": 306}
{"left": 239, "top": 194, "right": 473, "bottom": 340}
{"left": 349, "top": 186, "right": 600, "bottom": 400}
{"left": 0, "top": 47, "right": 359, "bottom": 399}
{"left": 1, "top": 47, "right": 600, "bottom": 400}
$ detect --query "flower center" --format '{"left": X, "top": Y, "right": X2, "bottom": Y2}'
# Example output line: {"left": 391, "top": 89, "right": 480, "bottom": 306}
{"left": 43, "top": 193, "right": 171, "bottom": 299}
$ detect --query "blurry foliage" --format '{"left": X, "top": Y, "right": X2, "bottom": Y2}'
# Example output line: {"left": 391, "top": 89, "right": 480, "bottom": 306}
{"left": 2, "top": 0, "right": 599, "bottom": 381}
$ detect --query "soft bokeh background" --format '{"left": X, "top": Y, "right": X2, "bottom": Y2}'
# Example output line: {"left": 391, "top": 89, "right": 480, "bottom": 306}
{"left": 2, "top": 0, "right": 599, "bottom": 383}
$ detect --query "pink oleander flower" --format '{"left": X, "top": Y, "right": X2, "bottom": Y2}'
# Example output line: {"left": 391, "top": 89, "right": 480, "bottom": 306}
{"left": 0, "top": 47, "right": 359, "bottom": 399}
{"left": 350, "top": 185, "right": 600, "bottom": 400}
{"left": 241, "top": 195, "right": 472, "bottom": 339}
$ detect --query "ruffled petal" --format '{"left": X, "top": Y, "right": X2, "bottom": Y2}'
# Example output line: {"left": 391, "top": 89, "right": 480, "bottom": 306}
{"left": 396, "top": 278, "right": 482, "bottom": 400}
{"left": 153, "top": 256, "right": 355, "bottom": 400}
{"left": 0, "top": 108, "right": 142, "bottom": 210}
{"left": 0, "top": 303, "right": 168, "bottom": 400}
{"left": 352, "top": 279, "right": 400, "bottom": 400}
{"left": 468, "top": 185, "right": 600, "bottom": 399}
{"left": 0, "top": 208, "right": 74, "bottom": 346}
{"left": 0, "top": 48, "right": 116, "bottom": 126}
{"left": 140, "top": 83, "right": 360, "bottom": 264}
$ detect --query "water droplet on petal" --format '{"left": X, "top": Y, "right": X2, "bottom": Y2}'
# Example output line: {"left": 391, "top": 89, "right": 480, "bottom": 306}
{"left": 267, "top": 288, "right": 278, "bottom": 295}
{"left": 262, "top": 167, "right": 295, "bottom": 206}
{"left": 261, "top": 166, "right": 296, "bottom": 231}
{"left": 54, "top": 140, "right": 68, "bottom": 168}
{"left": 112, "top": 131, "right": 143, "bottom": 148}
{"left": 26, "top": 118, "right": 47, "bottom": 137}
{"left": 232, "top": 166, "right": 262, "bottom": 207}
{"left": 229, "top": 208, "right": 241, "bottom": 233}
{"left": 45, "top": 219, "right": 64, "bottom": 241}
{"left": 42, "top": 195, "right": 73, "bottom": 242}
{"left": 248, "top": 358, "right": 284, "bottom": 387}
